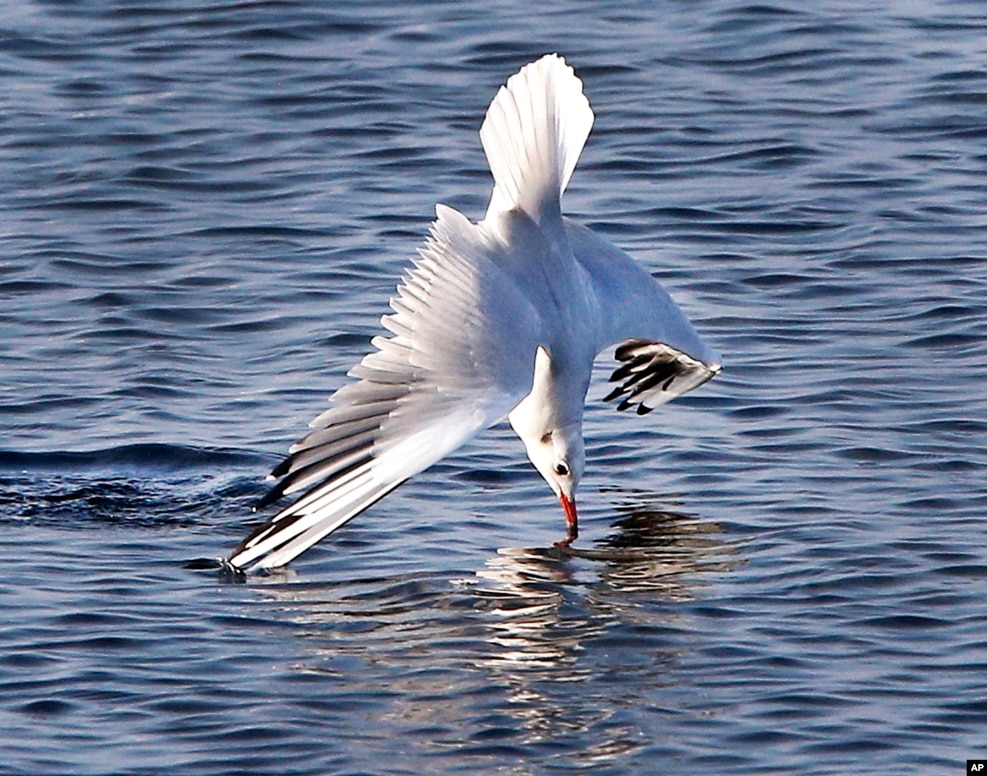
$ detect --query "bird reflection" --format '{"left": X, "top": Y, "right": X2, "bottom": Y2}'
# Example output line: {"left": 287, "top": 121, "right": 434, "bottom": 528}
{"left": 240, "top": 495, "right": 741, "bottom": 759}
{"left": 484, "top": 503, "right": 736, "bottom": 595}
{"left": 470, "top": 495, "right": 740, "bottom": 673}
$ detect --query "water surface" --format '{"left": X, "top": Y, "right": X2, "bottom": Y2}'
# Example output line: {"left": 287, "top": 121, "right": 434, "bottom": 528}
{"left": 2, "top": 1, "right": 986, "bottom": 773}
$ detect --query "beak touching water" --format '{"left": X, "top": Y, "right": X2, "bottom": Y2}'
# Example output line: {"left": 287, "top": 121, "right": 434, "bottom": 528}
{"left": 557, "top": 493, "right": 578, "bottom": 548}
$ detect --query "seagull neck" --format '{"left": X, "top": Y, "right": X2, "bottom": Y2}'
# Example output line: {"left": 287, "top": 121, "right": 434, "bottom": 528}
{"left": 509, "top": 345, "right": 588, "bottom": 440}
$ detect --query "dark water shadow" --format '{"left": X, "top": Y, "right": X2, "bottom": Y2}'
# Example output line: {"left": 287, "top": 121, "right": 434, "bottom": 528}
{"left": 479, "top": 494, "right": 742, "bottom": 598}
{"left": 464, "top": 496, "right": 743, "bottom": 670}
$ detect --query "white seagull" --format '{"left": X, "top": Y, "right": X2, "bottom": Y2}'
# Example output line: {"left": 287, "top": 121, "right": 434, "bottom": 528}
{"left": 229, "top": 54, "right": 721, "bottom": 572}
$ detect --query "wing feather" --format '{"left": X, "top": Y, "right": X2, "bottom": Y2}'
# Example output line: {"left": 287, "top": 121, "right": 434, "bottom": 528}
{"left": 604, "top": 339, "right": 719, "bottom": 414}
{"left": 228, "top": 205, "right": 544, "bottom": 571}
{"left": 561, "top": 219, "right": 721, "bottom": 414}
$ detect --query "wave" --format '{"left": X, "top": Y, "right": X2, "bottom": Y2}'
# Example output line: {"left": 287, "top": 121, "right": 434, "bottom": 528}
{"left": 0, "top": 444, "right": 273, "bottom": 529}
{"left": 0, "top": 444, "right": 272, "bottom": 531}
{"left": 0, "top": 443, "right": 271, "bottom": 473}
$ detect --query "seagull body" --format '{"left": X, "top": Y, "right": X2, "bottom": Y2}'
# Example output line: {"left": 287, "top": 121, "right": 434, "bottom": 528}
{"left": 229, "top": 55, "right": 721, "bottom": 572}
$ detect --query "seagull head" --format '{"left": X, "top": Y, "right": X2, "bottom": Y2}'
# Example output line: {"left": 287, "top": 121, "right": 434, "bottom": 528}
{"left": 523, "top": 422, "right": 584, "bottom": 538}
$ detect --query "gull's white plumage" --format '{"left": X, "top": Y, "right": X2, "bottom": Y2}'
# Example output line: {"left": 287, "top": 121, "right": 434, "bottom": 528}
{"left": 229, "top": 54, "right": 720, "bottom": 572}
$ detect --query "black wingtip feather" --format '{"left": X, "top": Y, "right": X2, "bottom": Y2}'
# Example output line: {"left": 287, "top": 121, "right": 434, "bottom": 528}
{"left": 609, "top": 361, "right": 639, "bottom": 383}
{"left": 270, "top": 455, "right": 292, "bottom": 479}
{"left": 624, "top": 363, "right": 678, "bottom": 399}
{"left": 614, "top": 338, "right": 650, "bottom": 361}
{"left": 253, "top": 480, "right": 289, "bottom": 512}
{"left": 232, "top": 509, "right": 309, "bottom": 560}
{"left": 606, "top": 339, "right": 716, "bottom": 414}
{"left": 604, "top": 385, "right": 626, "bottom": 402}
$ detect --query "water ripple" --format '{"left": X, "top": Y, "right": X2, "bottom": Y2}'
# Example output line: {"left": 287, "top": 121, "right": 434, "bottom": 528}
{"left": 2, "top": 0, "right": 986, "bottom": 773}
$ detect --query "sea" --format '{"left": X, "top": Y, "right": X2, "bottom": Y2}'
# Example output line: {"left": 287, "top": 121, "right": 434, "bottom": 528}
{"left": 2, "top": 1, "right": 986, "bottom": 774}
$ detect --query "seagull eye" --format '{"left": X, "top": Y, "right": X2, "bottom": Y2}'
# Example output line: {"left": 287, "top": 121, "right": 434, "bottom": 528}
{"left": 554, "top": 462, "right": 569, "bottom": 476}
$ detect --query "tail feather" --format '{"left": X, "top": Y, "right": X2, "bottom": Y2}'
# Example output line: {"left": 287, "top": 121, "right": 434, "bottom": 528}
{"left": 480, "top": 53, "right": 593, "bottom": 221}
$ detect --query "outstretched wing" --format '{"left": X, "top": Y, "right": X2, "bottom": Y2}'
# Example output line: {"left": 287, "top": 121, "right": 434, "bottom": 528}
{"left": 229, "top": 206, "right": 544, "bottom": 571}
{"left": 563, "top": 218, "right": 722, "bottom": 411}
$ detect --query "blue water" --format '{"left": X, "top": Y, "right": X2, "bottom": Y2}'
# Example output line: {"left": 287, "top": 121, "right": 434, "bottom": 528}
{"left": 3, "top": 1, "right": 986, "bottom": 773}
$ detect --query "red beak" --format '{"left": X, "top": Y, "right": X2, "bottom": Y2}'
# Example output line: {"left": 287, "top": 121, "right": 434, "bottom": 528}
{"left": 559, "top": 493, "right": 578, "bottom": 547}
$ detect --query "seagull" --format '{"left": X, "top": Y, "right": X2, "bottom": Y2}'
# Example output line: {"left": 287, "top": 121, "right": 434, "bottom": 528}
{"left": 228, "top": 54, "right": 721, "bottom": 572}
